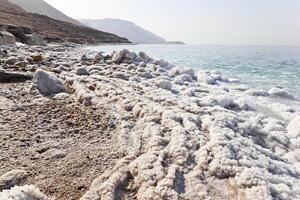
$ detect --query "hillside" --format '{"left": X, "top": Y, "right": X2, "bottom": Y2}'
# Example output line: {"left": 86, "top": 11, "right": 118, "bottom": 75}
{"left": 0, "top": 0, "right": 25, "bottom": 12}
{"left": 8, "top": 0, "right": 82, "bottom": 26}
{"left": 80, "top": 18, "right": 167, "bottom": 44}
{"left": 0, "top": 2, "right": 129, "bottom": 44}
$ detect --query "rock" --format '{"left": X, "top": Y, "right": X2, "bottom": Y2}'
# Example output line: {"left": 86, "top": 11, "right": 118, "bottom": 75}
{"left": 94, "top": 52, "right": 104, "bottom": 63}
{"left": 81, "top": 55, "right": 88, "bottom": 61}
{"left": 138, "top": 51, "right": 152, "bottom": 62}
{"left": 169, "top": 67, "right": 196, "bottom": 79}
{"left": 112, "top": 49, "right": 130, "bottom": 63}
{"left": 125, "top": 52, "right": 137, "bottom": 60}
{"left": 24, "top": 34, "right": 47, "bottom": 46}
{"left": 197, "top": 71, "right": 217, "bottom": 85}
{"left": 31, "top": 54, "right": 43, "bottom": 62}
{"left": 0, "top": 31, "right": 15, "bottom": 45}
{"left": 174, "top": 74, "right": 193, "bottom": 85}
{"left": 0, "top": 69, "right": 32, "bottom": 83}
{"left": 0, "top": 170, "right": 27, "bottom": 191}
{"left": 25, "top": 56, "right": 34, "bottom": 63}
{"left": 268, "top": 87, "right": 294, "bottom": 99}
{"left": 5, "top": 57, "right": 18, "bottom": 65}
{"left": 113, "top": 72, "right": 129, "bottom": 80}
{"left": 154, "top": 59, "right": 172, "bottom": 69}
{"left": 287, "top": 116, "right": 300, "bottom": 138}
{"left": 155, "top": 79, "right": 172, "bottom": 90}
{"left": 76, "top": 67, "right": 90, "bottom": 76}
{"left": 33, "top": 70, "right": 66, "bottom": 96}
{"left": 138, "top": 72, "right": 153, "bottom": 79}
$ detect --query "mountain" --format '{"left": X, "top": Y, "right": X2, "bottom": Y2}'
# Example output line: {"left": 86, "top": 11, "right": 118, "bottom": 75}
{"left": 8, "top": 0, "right": 82, "bottom": 26}
{"left": 0, "top": 0, "right": 25, "bottom": 12}
{"left": 0, "top": 0, "right": 129, "bottom": 44}
{"left": 80, "top": 18, "right": 167, "bottom": 44}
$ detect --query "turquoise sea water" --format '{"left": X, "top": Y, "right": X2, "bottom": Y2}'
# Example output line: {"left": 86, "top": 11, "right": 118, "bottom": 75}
{"left": 88, "top": 44, "right": 300, "bottom": 99}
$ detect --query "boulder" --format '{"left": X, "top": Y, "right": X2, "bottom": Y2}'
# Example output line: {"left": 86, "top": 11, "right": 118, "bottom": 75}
{"left": 287, "top": 116, "right": 300, "bottom": 138}
{"left": 33, "top": 70, "right": 66, "bottom": 96}
{"left": 0, "top": 31, "right": 15, "bottom": 45}
{"left": 0, "top": 170, "right": 27, "bottom": 191}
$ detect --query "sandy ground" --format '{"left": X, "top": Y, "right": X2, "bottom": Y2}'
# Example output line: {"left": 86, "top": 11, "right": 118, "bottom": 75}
{"left": 0, "top": 81, "right": 124, "bottom": 200}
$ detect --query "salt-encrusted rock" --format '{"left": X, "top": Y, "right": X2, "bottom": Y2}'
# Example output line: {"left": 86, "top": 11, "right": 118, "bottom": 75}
{"left": 0, "top": 31, "right": 15, "bottom": 45}
{"left": 215, "top": 96, "right": 236, "bottom": 108}
{"left": 174, "top": 74, "right": 193, "bottom": 85}
{"left": 154, "top": 59, "right": 172, "bottom": 69}
{"left": 0, "top": 185, "right": 48, "bottom": 200}
{"left": 138, "top": 51, "right": 152, "bottom": 62}
{"left": 33, "top": 70, "right": 66, "bottom": 96}
{"left": 169, "top": 67, "right": 195, "bottom": 79}
{"left": 94, "top": 52, "right": 104, "bottom": 63}
{"left": 76, "top": 67, "right": 90, "bottom": 76}
{"left": 0, "top": 170, "right": 27, "bottom": 191}
{"left": 138, "top": 72, "right": 153, "bottom": 79}
{"left": 287, "top": 116, "right": 300, "bottom": 138}
{"left": 155, "top": 79, "right": 172, "bottom": 90}
{"left": 268, "top": 87, "right": 294, "bottom": 99}
{"left": 112, "top": 49, "right": 130, "bottom": 63}
{"left": 197, "top": 71, "right": 217, "bottom": 84}
{"left": 113, "top": 72, "right": 129, "bottom": 80}
{"left": 5, "top": 57, "right": 18, "bottom": 65}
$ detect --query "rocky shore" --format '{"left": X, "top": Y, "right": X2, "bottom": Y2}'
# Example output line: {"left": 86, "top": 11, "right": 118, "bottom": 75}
{"left": 0, "top": 44, "right": 300, "bottom": 200}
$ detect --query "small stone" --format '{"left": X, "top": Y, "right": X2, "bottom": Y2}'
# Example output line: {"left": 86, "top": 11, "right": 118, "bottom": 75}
{"left": 94, "top": 52, "right": 104, "bottom": 63}
{"left": 76, "top": 67, "right": 90, "bottom": 76}
{"left": 31, "top": 54, "right": 43, "bottom": 62}
{"left": 155, "top": 79, "right": 172, "bottom": 90}
{"left": 5, "top": 57, "right": 18, "bottom": 65}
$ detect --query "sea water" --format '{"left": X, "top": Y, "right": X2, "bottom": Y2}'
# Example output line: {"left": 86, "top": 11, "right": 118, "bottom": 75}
{"left": 88, "top": 44, "right": 300, "bottom": 100}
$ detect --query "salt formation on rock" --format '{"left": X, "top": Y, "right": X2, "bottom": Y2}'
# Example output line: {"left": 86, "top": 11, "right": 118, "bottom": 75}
{"left": 70, "top": 49, "right": 300, "bottom": 200}
{"left": 1, "top": 46, "right": 300, "bottom": 200}
{"left": 0, "top": 185, "right": 49, "bottom": 200}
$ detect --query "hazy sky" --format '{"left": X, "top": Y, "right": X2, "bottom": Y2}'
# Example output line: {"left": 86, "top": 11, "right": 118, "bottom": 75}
{"left": 44, "top": 0, "right": 300, "bottom": 45}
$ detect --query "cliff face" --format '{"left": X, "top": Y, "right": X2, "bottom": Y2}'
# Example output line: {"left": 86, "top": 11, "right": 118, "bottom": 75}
{"left": 8, "top": 0, "right": 82, "bottom": 26}
{"left": 0, "top": 1, "right": 129, "bottom": 44}
{"left": 80, "top": 18, "right": 166, "bottom": 44}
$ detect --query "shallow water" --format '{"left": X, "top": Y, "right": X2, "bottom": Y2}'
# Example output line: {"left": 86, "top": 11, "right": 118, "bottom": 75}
{"left": 88, "top": 44, "right": 300, "bottom": 99}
